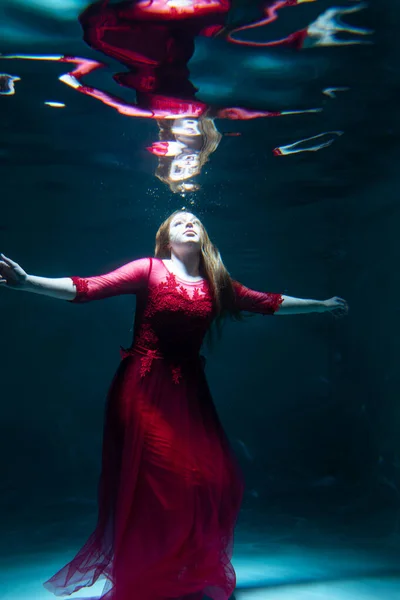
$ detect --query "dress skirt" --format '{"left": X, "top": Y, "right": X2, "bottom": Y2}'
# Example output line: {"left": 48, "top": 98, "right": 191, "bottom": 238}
{"left": 44, "top": 351, "right": 244, "bottom": 600}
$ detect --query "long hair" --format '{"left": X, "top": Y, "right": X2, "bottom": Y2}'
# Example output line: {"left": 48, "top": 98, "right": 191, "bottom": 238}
{"left": 154, "top": 210, "right": 241, "bottom": 328}
{"left": 154, "top": 116, "right": 222, "bottom": 194}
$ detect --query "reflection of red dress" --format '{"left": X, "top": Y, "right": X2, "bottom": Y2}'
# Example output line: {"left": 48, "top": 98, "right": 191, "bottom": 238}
{"left": 79, "top": 0, "right": 229, "bottom": 98}
{"left": 44, "top": 258, "right": 283, "bottom": 600}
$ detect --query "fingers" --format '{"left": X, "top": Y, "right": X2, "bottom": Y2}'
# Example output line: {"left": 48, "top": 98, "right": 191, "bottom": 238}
{"left": 0, "top": 253, "right": 17, "bottom": 267}
{"left": 326, "top": 296, "right": 349, "bottom": 318}
{"left": 332, "top": 297, "right": 349, "bottom": 311}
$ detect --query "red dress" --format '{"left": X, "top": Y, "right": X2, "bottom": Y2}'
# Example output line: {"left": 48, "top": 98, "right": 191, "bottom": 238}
{"left": 44, "top": 257, "right": 283, "bottom": 600}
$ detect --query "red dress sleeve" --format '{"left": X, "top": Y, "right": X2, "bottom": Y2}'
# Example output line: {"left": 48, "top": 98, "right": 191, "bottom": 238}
{"left": 233, "top": 281, "right": 283, "bottom": 315}
{"left": 69, "top": 257, "right": 151, "bottom": 303}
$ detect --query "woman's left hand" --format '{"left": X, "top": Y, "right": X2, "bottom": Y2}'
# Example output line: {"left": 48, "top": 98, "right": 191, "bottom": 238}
{"left": 324, "top": 296, "right": 349, "bottom": 317}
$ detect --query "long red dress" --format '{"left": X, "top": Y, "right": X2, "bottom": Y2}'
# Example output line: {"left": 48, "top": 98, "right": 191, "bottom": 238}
{"left": 43, "top": 257, "right": 283, "bottom": 600}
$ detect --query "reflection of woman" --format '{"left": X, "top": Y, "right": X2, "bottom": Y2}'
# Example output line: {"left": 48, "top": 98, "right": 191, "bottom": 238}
{"left": 73, "top": 0, "right": 317, "bottom": 192}
{"left": 59, "top": 64, "right": 310, "bottom": 191}
{"left": 2, "top": 0, "right": 369, "bottom": 188}
{"left": 79, "top": 0, "right": 315, "bottom": 99}
{"left": 0, "top": 211, "right": 347, "bottom": 600}
{"left": 150, "top": 116, "right": 222, "bottom": 193}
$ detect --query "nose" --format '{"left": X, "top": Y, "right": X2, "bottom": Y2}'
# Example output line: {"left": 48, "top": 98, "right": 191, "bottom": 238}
{"left": 186, "top": 221, "right": 194, "bottom": 229}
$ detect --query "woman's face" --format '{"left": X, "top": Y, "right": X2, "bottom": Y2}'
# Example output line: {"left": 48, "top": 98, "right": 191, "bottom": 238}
{"left": 172, "top": 118, "right": 201, "bottom": 137}
{"left": 168, "top": 212, "right": 202, "bottom": 250}
{"left": 169, "top": 152, "right": 200, "bottom": 181}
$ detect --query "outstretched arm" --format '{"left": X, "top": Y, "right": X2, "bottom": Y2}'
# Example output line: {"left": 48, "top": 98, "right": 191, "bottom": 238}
{"left": 233, "top": 281, "right": 348, "bottom": 316}
{"left": 278, "top": 294, "right": 348, "bottom": 316}
{"left": 0, "top": 254, "right": 75, "bottom": 300}
{"left": 0, "top": 254, "right": 151, "bottom": 302}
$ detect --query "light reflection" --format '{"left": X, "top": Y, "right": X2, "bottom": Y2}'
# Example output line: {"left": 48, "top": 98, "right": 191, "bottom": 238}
{"left": 44, "top": 101, "right": 66, "bottom": 107}
{"left": 323, "top": 87, "right": 350, "bottom": 99}
{"left": 226, "top": 1, "right": 372, "bottom": 48}
{"left": 305, "top": 3, "right": 373, "bottom": 47}
{"left": 274, "top": 131, "right": 344, "bottom": 156}
{"left": 0, "top": 73, "right": 20, "bottom": 95}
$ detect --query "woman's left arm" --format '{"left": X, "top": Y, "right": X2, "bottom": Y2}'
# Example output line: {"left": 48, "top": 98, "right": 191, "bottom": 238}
{"left": 278, "top": 295, "right": 348, "bottom": 316}
{"left": 233, "top": 282, "right": 348, "bottom": 317}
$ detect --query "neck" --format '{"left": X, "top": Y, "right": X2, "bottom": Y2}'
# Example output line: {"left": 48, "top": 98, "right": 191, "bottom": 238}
{"left": 170, "top": 249, "right": 201, "bottom": 278}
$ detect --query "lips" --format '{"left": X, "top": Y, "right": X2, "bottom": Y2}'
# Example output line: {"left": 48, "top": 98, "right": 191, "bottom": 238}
{"left": 146, "top": 141, "right": 169, "bottom": 156}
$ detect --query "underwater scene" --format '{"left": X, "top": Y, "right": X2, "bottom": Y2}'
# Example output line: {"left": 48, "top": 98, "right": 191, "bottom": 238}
{"left": 1, "top": 1, "right": 399, "bottom": 599}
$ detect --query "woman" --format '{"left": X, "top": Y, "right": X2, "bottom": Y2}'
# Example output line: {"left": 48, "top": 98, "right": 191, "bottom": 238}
{"left": 0, "top": 210, "right": 347, "bottom": 600}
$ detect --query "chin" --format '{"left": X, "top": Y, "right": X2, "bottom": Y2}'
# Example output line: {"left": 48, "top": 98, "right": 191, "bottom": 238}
{"left": 184, "top": 239, "right": 200, "bottom": 248}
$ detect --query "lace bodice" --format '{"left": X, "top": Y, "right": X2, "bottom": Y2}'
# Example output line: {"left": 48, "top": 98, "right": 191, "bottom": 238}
{"left": 70, "top": 257, "right": 283, "bottom": 380}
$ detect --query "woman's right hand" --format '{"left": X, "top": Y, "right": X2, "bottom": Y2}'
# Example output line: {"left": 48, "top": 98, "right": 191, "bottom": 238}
{"left": 0, "top": 254, "right": 28, "bottom": 288}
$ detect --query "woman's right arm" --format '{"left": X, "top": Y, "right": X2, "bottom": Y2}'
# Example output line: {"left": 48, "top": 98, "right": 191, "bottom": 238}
{"left": 0, "top": 254, "right": 75, "bottom": 300}
{"left": 24, "top": 275, "right": 76, "bottom": 300}
{"left": 0, "top": 254, "right": 151, "bottom": 302}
